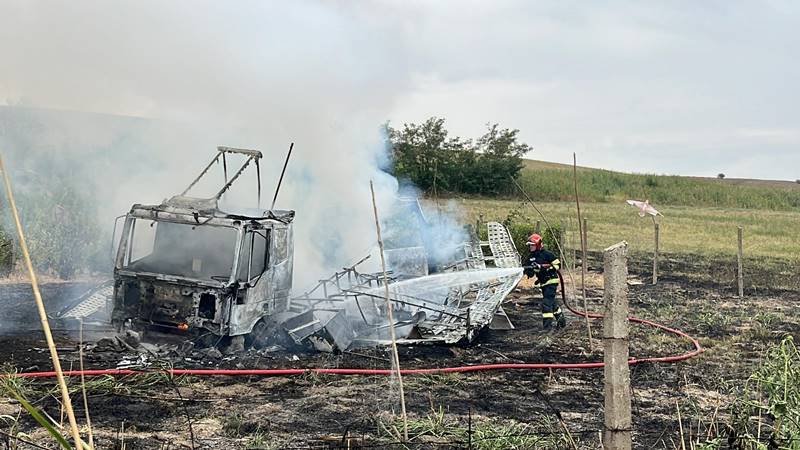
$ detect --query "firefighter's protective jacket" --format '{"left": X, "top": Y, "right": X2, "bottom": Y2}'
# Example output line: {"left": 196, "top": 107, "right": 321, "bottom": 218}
{"left": 524, "top": 249, "right": 561, "bottom": 287}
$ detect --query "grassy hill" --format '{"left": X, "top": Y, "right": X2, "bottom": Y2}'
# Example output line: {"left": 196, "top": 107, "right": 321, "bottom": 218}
{"left": 522, "top": 159, "right": 800, "bottom": 189}
{"left": 518, "top": 158, "right": 800, "bottom": 211}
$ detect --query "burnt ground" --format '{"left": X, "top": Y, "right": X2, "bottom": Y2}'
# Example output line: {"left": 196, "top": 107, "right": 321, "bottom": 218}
{"left": 0, "top": 253, "right": 798, "bottom": 449}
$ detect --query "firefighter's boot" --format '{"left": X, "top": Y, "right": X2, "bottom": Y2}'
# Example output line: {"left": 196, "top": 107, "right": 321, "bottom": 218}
{"left": 556, "top": 311, "right": 566, "bottom": 329}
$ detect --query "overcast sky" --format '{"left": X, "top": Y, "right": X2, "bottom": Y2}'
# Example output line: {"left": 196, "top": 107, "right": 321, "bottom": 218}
{"left": 1, "top": 1, "right": 798, "bottom": 180}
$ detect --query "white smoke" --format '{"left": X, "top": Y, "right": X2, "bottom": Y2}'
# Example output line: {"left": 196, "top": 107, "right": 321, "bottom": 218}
{"left": 0, "top": 2, "right": 464, "bottom": 289}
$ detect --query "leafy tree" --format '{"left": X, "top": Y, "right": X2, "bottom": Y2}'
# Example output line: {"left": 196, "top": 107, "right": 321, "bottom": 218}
{"left": 472, "top": 124, "right": 531, "bottom": 195}
{"left": 386, "top": 118, "right": 532, "bottom": 195}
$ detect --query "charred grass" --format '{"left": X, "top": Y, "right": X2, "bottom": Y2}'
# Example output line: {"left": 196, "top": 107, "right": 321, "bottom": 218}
{"left": 0, "top": 253, "right": 798, "bottom": 448}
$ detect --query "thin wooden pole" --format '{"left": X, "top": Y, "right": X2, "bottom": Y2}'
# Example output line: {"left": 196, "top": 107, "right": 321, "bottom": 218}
{"left": 569, "top": 218, "right": 576, "bottom": 274}
{"left": 0, "top": 154, "right": 84, "bottom": 448}
{"left": 369, "top": 180, "right": 408, "bottom": 441}
{"left": 582, "top": 217, "right": 588, "bottom": 259}
{"left": 573, "top": 153, "right": 593, "bottom": 349}
{"left": 79, "top": 321, "right": 95, "bottom": 449}
{"left": 572, "top": 247, "right": 577, "bottom": 273}
{"left": 653, "top": 221, "right": 660, "bottom": 285}
{"left": 603, "top": 242, "right": 632, "bottom": 450}
{"left": 737, "top": 226, "right": 744, "bottom": 297}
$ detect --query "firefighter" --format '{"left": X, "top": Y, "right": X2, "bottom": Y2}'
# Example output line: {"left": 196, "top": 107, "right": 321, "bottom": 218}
{"left": 523, "top": 233, "right": 566, "bottom": 330}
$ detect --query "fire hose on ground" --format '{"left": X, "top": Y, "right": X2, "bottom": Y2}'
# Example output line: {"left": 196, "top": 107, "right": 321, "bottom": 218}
{"left": 10, "top": 272, "right": 702, "bottom": 379}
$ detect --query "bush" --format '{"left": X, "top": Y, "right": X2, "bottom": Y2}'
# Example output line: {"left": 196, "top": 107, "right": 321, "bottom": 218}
{"left": 12, "top": 183, "right": 106, "bottom": 278}
{"left": 542, "top": 223, "right": 563, "bottom": 254}
{"left": 506, "top": 223, "right": 563, "bottom": 260}
{"left": 0, "top": 229, "right": 13, "bottom": 275}
{"left": 507, "top": 223, "right": 536, "bottom": 258}
{"left": 717, "top": 173, "right": 726, "bottom": 179}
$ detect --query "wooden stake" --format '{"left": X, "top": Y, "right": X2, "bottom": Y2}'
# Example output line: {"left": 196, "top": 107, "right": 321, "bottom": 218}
{"left": 737, "top": 226, "right": 744, "bottom": 298}
{"left": 369, "top": 180, "right": 408, "bottom": 442}
{"left": 534, "top": 220, "right": 541, "bottom": 234}
{"left": 653, "top": 221, "right": 660, "bottom": 285}
{"left": 573, "top": 154, "right": 593, "bottom": 349}
{"left": 582, "top": 217, "right": 588, "bottom": 258}
{"left": 603, "top": 241, "right": 632, "bottom": 450}
{"left": 0, "top": 154, "right": 84, "bottom": 448}
{"left": 572, "top": 247, "right": 577, "bottom": 274}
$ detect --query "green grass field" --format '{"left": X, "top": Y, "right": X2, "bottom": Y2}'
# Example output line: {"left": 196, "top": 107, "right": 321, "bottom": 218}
{"left": 428, "top": 198, "right": 800, "bottom": 261}
{"left": 421, "top": 158, "right": 800, "bottom": 261}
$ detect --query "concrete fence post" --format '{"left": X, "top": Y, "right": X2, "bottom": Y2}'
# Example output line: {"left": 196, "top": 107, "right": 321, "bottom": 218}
{"left": 603, "top": 241, "right": 632, "bottom": 450}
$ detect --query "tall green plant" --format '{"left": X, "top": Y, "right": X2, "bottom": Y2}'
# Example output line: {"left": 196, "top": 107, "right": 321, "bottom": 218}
{"left": 0, "top": 376, "right": 73, "bottom": 449}
{"left": 730, "top": 336, "right": 800, "bottom": 448}
{"left": 15, "top": 181, "right": 104, "bottom": 278}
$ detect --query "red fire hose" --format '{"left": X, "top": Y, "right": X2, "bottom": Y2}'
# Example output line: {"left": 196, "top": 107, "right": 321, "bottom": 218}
{"left": 11, "top": 272, "right": 702, "bottom": 379}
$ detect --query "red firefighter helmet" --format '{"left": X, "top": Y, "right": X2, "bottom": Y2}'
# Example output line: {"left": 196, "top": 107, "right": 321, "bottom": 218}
{"left": 527, "top": 233, "right": 543, "bottom": 250}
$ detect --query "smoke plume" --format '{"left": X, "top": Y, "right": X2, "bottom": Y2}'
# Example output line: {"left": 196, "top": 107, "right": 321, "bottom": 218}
{"left": 0, "top": 2, "right": 430, "bottom": 289}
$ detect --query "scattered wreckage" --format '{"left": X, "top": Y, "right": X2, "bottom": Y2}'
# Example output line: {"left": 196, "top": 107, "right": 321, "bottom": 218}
{"left": 58, "top": 146, "right": 525, "bottom": 354}
{"left": 286, "top": 198, "right": 524, "bottom": 352}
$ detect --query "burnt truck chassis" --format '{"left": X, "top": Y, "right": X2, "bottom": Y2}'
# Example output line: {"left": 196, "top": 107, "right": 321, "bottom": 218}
{"left": 112, "top": 201, "right": 294, "bottom": 340}
{"left": 109, "top": 146, "right": 295, "bottom": 342}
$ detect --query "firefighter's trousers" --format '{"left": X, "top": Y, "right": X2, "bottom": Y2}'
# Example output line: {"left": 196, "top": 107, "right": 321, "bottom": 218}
{"left": 541, "top": 284, "right": 565, "bottom": 329}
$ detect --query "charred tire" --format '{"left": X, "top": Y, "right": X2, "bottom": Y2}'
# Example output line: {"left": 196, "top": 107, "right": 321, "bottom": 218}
{"left": 245, "top": 318, "right": 280, "bottom": 349}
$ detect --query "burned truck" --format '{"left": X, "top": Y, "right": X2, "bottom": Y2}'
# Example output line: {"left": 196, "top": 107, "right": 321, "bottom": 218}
{"left": 59, "top": 145, "right": 525, "bottom": 354}
{"left": 110, "top": 147, "right": 294, "bottom": 347}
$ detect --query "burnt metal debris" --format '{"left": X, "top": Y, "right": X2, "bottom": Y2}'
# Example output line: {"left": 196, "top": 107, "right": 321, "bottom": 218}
{"left": 60, "top": 148, "right": 524, "bottom": 353}
{"left": 287, "top": 202, "right": 524, "bottom": 352}
{"left": 58, "top": 280, "right": 114, "bottom": 325}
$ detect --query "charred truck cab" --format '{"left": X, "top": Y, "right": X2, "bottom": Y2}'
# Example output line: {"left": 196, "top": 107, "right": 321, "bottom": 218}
{"left": 110, "top": 146, "right": 294, "bottom": 345}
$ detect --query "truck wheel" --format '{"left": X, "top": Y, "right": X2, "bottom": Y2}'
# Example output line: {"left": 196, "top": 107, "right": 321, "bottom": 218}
{"left": 246, "top": 318, "right": 278, "bottom": 349}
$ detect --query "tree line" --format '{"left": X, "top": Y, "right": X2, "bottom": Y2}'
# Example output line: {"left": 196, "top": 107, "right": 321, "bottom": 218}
{"left": 385, "top": 117, "right": 532, "bottom": 196}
